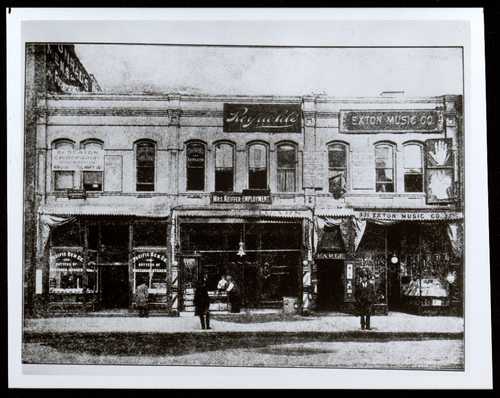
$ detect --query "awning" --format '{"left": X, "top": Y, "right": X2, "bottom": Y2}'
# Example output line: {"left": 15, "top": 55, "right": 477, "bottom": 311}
{"left": 174, "top": 207, "right": 313, "bottom": 220}
{"left": 315, "top": 208, "right": 355, "bottom": 217}
{"left": 39, "top": 204, "right": 170, "bottom": 218}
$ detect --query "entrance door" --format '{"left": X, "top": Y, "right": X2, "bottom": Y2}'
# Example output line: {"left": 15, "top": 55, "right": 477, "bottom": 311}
{"left": 100, "top": 266, "right": 129, "bottom": 309}
{"left": 317, "top": 260, "right": 344, "bottom": 310}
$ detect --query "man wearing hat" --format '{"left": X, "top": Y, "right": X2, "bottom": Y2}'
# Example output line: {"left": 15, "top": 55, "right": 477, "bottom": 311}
{"left": 355, "top": 269, "right": 376, "bottom": 330}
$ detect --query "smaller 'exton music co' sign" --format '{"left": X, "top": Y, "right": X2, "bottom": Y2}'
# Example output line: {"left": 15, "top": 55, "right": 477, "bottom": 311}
{"left": 223, "top": 103, "right": 302, "bottom": 133}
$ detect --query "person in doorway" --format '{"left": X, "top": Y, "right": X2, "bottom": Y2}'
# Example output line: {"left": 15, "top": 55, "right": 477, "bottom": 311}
{"left": 194, "top": 273, "right": 211, "bottom": 330}
{"left": 355, "top": 271, "right": 376, "bottom": 330}
{"left": 217, "top": 274, "right": 228, "bottom": 292}
{"left": 136, "top": 281, "right": 149, "bottom": 318}
{"left": 226, "top": 275, "right": 241, "bottom": 313}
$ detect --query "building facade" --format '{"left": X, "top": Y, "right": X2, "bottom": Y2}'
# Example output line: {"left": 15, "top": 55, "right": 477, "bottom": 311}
{"left": 27, "top": 92, "right": 464, "bottom": 316}
{"left": 24, "top": 44, "right": 101, "bottom": 316}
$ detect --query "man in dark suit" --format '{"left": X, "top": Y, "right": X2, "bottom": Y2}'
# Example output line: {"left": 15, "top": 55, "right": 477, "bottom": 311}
{"left": 355, "top": 272, "right": 376, "bottom": 330}
{"left": 194, "top": 274, "right": 211, "bottom": 330}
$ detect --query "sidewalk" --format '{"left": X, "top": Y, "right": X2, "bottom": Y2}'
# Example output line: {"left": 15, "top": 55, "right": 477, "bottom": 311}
{"left": 24, "top": 311, "right": 464, "bottom": 335}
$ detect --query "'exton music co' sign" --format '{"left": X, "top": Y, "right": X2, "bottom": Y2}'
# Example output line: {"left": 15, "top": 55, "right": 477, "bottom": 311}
{"left": 340, "top": 110, "right": 444, "bottom": 133}
{"left": 223, "top": 103, "right": 302, "bottom": 133}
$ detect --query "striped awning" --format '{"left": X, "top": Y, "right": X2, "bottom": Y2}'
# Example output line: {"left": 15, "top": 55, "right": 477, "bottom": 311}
{"left": 174, "top": 207, "right": 313, "bottom": 220}
{"left": 315, "top": 207, "right": 355, "bottom": 217}
{"left": 39, "top": 205, "right": 170, "bottom": 218}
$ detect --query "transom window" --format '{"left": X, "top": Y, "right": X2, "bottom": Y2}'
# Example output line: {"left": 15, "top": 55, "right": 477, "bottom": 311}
{"left": 404, "top": 143, "right": 424, "bottom": 192}
{"left": 136, "top": 141, "right": 155, "bottom": 192}
{"left": 215, "top": 143, "right": 234, "bottom": 192}
{"left": 277, "top": 144, "right": 297, "bottom": 192}
{"left": 328, "top": 143, "right": 348, "bottom": 198}
{"left": 186, "top": 142, "right": 206, "bottom": 191}
{"left": 375, "top": 143, "right": 395, "bottom": 192}
{"left": 248, "top": 143, "right": 268, "bottom": 190}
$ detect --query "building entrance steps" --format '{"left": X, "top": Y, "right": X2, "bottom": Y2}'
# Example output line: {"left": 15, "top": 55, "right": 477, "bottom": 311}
{"left": 24, "top": 311, "right": 463, "bottom": 336}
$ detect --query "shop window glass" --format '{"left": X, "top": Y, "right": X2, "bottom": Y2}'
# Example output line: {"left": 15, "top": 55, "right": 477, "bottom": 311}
{"left": 404, "top": 144, "right": 424, "bottom": 192}
{"left": 136, "top": 141, "right": 155, "bottom": 192}
{"left": 51, "top": 222, "right": 83, "bottom": 247}
{"left": 277, "top": 144, "right": 296, "bottom": 192}
{"left": 82, "top": 140, "right": 104, "bottom": 191}
{"left": 215, "top": 143, "right": 234, "bottom": 192}
{"left": 186, "top": 142, "right": 205, "bottom": 191}
{"left": 53, "top": 140, "right": 75, "bottom": 191}
{"left": 375, "top": 144, "right": 395, "bottom": 192}
{"left": 248, "top": 144, "right": 268, "bottom": 189}
{"left": 328, "top": 143, "right": 348, "bottom": 198}
{"left": 133, "top": 223, "right": 167, "bottom": 247}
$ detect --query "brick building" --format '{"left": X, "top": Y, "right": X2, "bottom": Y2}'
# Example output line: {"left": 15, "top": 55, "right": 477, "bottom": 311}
{"left": 26, "top": 92, "right": 464, "bottom": 316}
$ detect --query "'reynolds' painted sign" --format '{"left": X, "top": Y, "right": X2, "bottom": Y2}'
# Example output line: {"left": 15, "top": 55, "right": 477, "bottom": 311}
{"left": 340, "top": 110, "right": 443, "bottom": 133}
{"left": 224, "top": 103, "right": 302, "bottom": 133}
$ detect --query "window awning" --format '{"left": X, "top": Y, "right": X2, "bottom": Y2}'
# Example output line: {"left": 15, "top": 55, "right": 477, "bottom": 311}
{"left": 39, "top": 204, "right": 170, "bottom": 218}
{"left": 315, "top": 208, "right": 355, "bottom": 217}
{"left": 174, "top": 206, "right": 312, "bottom": 220}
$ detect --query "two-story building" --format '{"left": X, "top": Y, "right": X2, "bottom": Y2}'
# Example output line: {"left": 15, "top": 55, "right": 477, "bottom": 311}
{"left": 28, "top": 92, "right": 464, "bottom": 316}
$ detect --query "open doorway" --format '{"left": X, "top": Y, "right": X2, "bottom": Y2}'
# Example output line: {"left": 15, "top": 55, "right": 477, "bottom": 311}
{"left": 316, "top": 260, "right": 344, "bottom": 310}
{"left": 100, "top": 265, "right": 129, "bottom": 309}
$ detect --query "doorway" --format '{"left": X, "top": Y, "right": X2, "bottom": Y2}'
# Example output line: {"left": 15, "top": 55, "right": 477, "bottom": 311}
{"left": 100, "top": 266, "right": 129, "bottom": 309}
{"left": 317, "top": 260, "right": 344, "bottom": 310}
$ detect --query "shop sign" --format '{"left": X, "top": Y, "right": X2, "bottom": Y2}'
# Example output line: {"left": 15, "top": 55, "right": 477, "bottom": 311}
{"left": 355, "top": 210, "right": 462, "bottom": 221}
{"left": 223, "top": 103, "right": 302, "bottom": 133}
{"left": 52, "top": 149, "right": 104, "bottom": 171}
{"left": 340, "top": 110, "right": 443, "bottom": 133}
{"left": 315, "top": 252, "right": 346, "bottom": 260}
{"left": 211, "top": 192, "right": 272, "bottom": 204}
{"left": 51, "top": 250, "right": 84, "bottom": 270}
{"left": 132, "top": 252, "right": 168, "bottom": 270}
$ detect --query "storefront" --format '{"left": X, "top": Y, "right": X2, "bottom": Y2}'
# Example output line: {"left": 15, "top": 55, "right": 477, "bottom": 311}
{"left": 174, "top": 208, "right": 311, "bottom": 311}
{"left": 36, "top": 210, "right": 172, "bottom": 314}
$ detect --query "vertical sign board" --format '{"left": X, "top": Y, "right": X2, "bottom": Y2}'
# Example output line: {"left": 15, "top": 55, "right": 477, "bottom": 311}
{"left": 425, "top": 138, "right": 455, "bottom": 204}
{"left": 344, "top": 261, "right": 359, "bottom": 302}
{"left": 104, "top": 155, "right": 123, "bottom": 192}
{"left": 35, "top": 269, "right": 43, "bottom": 294}
{"left": 223, "top": 103, "right": 302, "bottom": 133}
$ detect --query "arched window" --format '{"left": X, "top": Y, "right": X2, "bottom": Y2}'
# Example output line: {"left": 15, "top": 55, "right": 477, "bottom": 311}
{"left": 403, "top": 143, "right": 424, "bottom": 192}
{"left": 52, "top": 139, "right": 75, "bottom": 191}
{"left": 328, "top": 142, "right": 348, "bottom": 198}
{"left": 375, "top": 143, "right": 395, "bottom": 192}
{"left": 81, "top": 140, "right": 104, "bottom": 191}
{"left": 248, "top": 143, "right": 268, "bottom": 190}
{"left": 186, "top": 142, "right": 206, "bottom": 191}
{"left": 277, "top": 143, "right": 297, "bottom": 192}
{"left": 215, "top": 142, "right": 234, "bottom": 192}
{"left": 136, "top": 141, "right": 155, "bottom": 192}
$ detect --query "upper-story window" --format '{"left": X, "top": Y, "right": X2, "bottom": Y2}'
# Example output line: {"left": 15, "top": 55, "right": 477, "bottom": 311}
{"left": 81, "top": 139, "right": 103, "bottom": 192}
{"left": 248, "top": 143, "right": 268, "bottom": 190}
{"left": 375, "top": 143, "right": 395, "bottom": 192}
{"left": 403, "top": 143, "right": 424, "bottom": 192}
{"left": 186, "top": 142, "right": 206, "bottom": 191}
{"left": 215, "top": 142, "right": 234, "bottom": 192}
{"left": 136, "top": 140, "right": 155, "bottom": 192}
{"left": 328, "top": 142, "right": 348, "bottom": 199}
{"left": 277, "top": 143, "right": 297, "bottom": 192}
{"left": 52, "top": 139, "right": 75, "bottom": 191}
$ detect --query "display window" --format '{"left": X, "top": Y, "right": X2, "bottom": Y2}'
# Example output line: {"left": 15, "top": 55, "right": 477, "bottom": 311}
{"left": 131, "top": 251, "right": 168, "bottom": 295}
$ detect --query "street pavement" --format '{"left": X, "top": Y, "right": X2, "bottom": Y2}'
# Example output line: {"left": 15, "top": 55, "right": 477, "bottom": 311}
{"left": 22, "top": 312, "right": 464, "bottom": 368}
{"left": 24, "top": 311, "right": 464, "bottom": 334}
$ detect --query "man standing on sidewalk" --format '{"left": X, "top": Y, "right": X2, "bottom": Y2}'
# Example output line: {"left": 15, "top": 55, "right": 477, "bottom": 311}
{"left": 355, "top": 271, "right": 376, "bottom": 330}
{"left": 194, "top": 273, "right": 211, "bottom": 330}
{"left": 136, "top": 282, "right": 149, "bottom": 318}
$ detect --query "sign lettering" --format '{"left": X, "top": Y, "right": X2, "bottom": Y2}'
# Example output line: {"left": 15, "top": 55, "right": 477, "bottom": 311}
{"left": 211, "top": 192, "right": 272, "bottom": 204}
{"left": 340, "top": 110, "right": 443, "bottom": 133}
{"left": 52, "top": 149, "right": 104, "bottom": 171}
{"left": 355, "top": 210, "right": 463, "bottom": 221}
{"left": 224, "top": 103, "right": 301, "bottom": 133}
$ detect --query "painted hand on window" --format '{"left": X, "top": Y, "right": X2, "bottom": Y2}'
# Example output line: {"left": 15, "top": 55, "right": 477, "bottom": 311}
{"left": 429, "top": 141, "right": 450, "bottom": 166}
{"left": 429, "top": 170, "right": 452, "bottom": 200}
